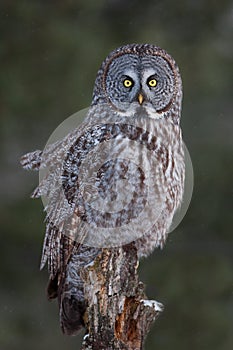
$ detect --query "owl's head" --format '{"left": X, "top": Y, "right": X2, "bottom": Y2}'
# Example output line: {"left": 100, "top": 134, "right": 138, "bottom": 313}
{"left": 92, "top": 44, "right": 182, "bottom": 124}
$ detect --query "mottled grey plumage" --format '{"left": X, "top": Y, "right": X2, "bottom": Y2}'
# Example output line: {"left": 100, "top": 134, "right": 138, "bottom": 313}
{"left": 21, "top": 44, "right": 185, "bottom": 335}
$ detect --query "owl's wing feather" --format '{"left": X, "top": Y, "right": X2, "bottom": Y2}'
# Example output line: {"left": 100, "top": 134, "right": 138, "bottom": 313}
{"left": 20, "top": 139, "right": 83, "bottom": 280}
{"left": 20, "top": 150, "right": 43, "bottom": 171}
{"left": 20, "top": 123, "right": 81, "bottom": 171}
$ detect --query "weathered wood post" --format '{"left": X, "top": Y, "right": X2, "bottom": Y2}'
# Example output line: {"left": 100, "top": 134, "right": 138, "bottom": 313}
{"left": 81, "top": 243, "right": 163, "bottom": 350}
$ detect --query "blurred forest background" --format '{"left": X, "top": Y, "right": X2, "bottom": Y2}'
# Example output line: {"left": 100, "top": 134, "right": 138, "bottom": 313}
{"left": 0, "top": 1, "right": 232, "bottom": 349}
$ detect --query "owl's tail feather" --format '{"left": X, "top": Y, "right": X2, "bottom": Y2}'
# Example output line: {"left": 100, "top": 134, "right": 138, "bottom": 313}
{"left": 46, "top": 246, "right": 99, "bottom": 336}
{"left": 59, "top": 293, "right": 86, "bottom": 335}
{"left": 57, "top": 246, "right": 100, "bottom": 335}
{"left": 46, "top": 273, "right": 86, "bottom": 335}
{"left": 47, "top": 274, "right": 59, "bottom": 300}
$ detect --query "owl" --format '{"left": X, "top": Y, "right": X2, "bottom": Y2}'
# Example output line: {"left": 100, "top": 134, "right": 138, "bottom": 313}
{"left": 20, "top": 44, "right": 185, "bottom": 335}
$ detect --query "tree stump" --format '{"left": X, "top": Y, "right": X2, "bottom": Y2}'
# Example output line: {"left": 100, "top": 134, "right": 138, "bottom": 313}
{"left": 80, "top": 243, "right": 163, "bottom": 350}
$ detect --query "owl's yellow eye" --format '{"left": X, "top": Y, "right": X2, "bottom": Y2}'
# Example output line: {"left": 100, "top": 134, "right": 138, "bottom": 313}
{"left": 123, "top": 79, "right": 133, "bottom": 88}
{"left": 148, "top": 78, "right": 157, "bottom": 87}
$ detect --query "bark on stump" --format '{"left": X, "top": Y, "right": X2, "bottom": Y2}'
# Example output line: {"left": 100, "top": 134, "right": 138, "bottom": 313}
{"left": 81, "top": 243, "right": 163, "bottom": 350}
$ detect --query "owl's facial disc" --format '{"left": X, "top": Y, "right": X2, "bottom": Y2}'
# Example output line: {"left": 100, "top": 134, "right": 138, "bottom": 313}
{"left": 104, "top": 53, "right": 176, "bottom": 115}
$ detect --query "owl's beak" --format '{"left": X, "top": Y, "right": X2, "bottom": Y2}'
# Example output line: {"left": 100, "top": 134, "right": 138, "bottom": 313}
{"left": 138, "top": 93, "right": 144, "bottom": 105}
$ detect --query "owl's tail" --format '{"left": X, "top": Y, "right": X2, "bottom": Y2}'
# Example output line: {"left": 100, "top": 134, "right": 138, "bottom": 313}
{"left": 47, "top": 271, "right": 86, "bottom": 336}
{"left": 58, "top": 283, "right": 86, "bottom": 335}
{"left": 47, "top": 246, "right": 99, "bottom": 336}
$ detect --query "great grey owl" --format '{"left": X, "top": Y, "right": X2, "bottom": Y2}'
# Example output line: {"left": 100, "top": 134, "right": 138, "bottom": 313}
{"left": 20, "top": 44, "right": 185, "bottom": 335}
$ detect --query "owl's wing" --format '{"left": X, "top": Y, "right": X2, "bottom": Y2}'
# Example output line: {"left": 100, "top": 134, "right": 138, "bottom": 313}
{"left": 21, "top": 145, "right": 97, "bottom": 335}
{"left": 21, "top": 145, "right": 81, "bottom": 272}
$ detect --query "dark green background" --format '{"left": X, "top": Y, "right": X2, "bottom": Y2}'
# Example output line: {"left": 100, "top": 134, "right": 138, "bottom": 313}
{"left": 1, "top": 1, "right": 232, "bottom": 349}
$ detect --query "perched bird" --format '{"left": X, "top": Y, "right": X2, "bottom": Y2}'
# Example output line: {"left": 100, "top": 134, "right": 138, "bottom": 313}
{"left": 21, "top": 44, "right": 185, "bottom": 335}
